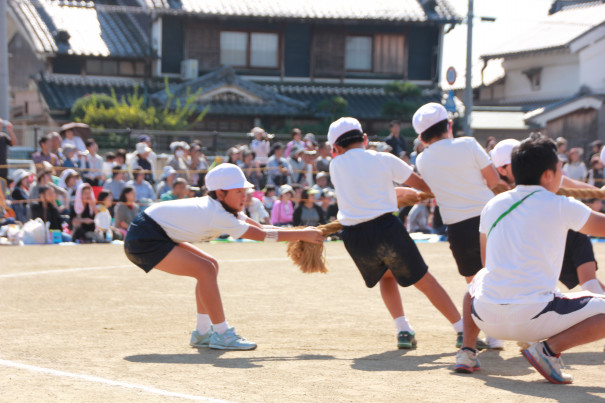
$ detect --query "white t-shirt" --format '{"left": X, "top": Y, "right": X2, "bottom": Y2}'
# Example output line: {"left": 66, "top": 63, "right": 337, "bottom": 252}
{"left": 474, "top": 185, "right": 591, "bottom": 305}
{"left": 416, "top": 137, "right": 494, "bottom": 224}
{"left": 330, "top": 148, "right": 413, "bottom": 226}
{"left": 61, "top": 136, "right": 86, "bottom": 152}
{"left": 145, "top": 196, "right": 250, "bottom": 243}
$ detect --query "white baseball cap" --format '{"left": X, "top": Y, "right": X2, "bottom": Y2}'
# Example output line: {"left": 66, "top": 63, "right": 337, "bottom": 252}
{"left": 327, "top": 117, "right": 363, "bottom": 146}
{"left": 412, "top": 102, "right": 449, "bottom": 135}
{"left": 205, "top": 163, "right": 253, "bottom": 191}
{"left": 490, "top": 139, "right": 521, "bottom": 168}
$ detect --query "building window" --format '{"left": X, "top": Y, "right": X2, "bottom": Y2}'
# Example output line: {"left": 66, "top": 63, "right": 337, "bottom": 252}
{"left": 373, "top": 34, "right": 405, "bottom": 74}
{"left": 220, "top": 31, "right": 279, "bottom": 68}
{"left": 523, "top": 67, "right": 542, "bottom": 91}
{"left": 345, "top": 36, "right": 372, "bottom": 71}
{"left": 86, "top": 59, "right": 118, "bottom": 76}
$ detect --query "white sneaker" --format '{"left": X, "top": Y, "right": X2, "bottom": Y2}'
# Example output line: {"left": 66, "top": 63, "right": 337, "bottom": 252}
{"left": 486, "top": 336, "right": 504, "bottom": 350}
{"left": 522, "top": 342, "right": 573, "bottom": 384}
{"left": 454, "top": 349, "right": 480, "bottom": 374}
{"left": 209, "top": 327, "right": 257, "bottom": 350}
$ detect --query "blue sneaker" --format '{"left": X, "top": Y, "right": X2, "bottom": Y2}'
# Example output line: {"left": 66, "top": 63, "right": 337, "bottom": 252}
{"left": 189, "top": 329, "right": 212, "bottom": 348}
{"left": 522, "top": 342, "right": 572, "bottom": 384}
{"left": 454, "top": 349, "right": 480, "bottom": 373}
{"left": 209, "top": 327, "right": 257, "bottom": 350}
{"left": 397, "top": 331, "right": 417, "bottom": 349}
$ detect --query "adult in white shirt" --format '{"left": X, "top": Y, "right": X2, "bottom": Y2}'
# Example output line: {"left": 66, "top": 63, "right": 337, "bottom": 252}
{"left": 462, "top": 134, "right": 605, "bottom": 384}
{"left": 79, "top": 138, "right": 105, "bottom": 186}
{"left": 60, "top": 123, "right": 86, "bottom": 152}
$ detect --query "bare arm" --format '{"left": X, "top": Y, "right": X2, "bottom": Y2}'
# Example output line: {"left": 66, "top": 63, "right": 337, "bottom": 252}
{"left": 578, "top": 211, "right": 605, "bottom": 237}
{"left": 2, "top": 120, "right": 17, "bottom": 146}
{"left": 561, "top": 176, "right": 596, "bottom": 189}
{"left": 244, "top": 216, "right": 263, "bottom": 229}
{"left": 404, "top": 172, "right": 432, "bottom": 194}
{"left": 481, "top": 163, "right": 507, "bottom": 191}
{"left": 241, "top": 225, "right": 324, "bottom": 244}
{"left": 480, "top": 233, "right": 487, "bottom": 268}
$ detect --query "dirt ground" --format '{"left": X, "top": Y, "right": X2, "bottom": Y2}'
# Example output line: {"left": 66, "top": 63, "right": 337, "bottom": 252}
{"left": 1, "top": 242, "right": 604, "bottom": 402}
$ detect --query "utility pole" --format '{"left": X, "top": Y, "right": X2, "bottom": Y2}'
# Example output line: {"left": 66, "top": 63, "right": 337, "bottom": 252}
{"left": 463, "top": 0, "right": 473, "bottom": 137}
{"left": 0, "top": 0, "right": 10, "bottom": 120}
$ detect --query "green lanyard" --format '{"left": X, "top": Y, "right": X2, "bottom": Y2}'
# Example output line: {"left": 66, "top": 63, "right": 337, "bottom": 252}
{"left": 487, "top": 190, "right": 541, "bottom": 239}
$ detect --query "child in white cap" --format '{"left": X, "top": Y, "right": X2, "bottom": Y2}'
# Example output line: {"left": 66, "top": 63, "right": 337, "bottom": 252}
{"left": 413, "top": 103, "right": 507, "bottom": 359}
{"left": 327, "top": 117, "right": 464, "bottom": 349}
{"left": 123, "top": 163, "right": 324, "bottom": 350}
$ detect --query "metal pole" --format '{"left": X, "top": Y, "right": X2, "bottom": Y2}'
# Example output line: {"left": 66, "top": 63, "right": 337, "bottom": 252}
{"left": 464, "top": 0, "right": 474, "bottom": 137}
{"left": 0, "top": 0, "right": 10, "bottom": 120}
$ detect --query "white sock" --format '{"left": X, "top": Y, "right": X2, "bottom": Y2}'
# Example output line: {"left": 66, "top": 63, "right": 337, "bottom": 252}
{"left": 213, "top": 320, "right": 230, "bottom": 335}
{"left": 394, "top": 316, "right": 414, "bottom": 333}
{"left": 581, "top": 279, "right": 605, "bottom": 294}
{"left": 196, "top": 314, "right": 212, "bottom": 334}
{"left": 452, "top": 319, "right": 463, "bottom": 333}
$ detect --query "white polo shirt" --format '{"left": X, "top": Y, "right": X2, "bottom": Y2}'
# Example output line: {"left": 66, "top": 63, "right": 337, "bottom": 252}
{"left": 416, "top": 137, "right": 494, "bottom": 225}
{"left": 145, "top": 196, "right": 250, "bottom": 243}
{"left": 474, "top": 185, "right": 591, "bottom": 305}
{"left": 330, "top": 148, "right": 413, "bottom": 226}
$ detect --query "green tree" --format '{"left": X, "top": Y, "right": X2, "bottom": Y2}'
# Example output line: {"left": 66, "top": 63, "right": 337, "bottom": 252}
{"left": 381, "top": 81, "right": 424, "bottom": 120}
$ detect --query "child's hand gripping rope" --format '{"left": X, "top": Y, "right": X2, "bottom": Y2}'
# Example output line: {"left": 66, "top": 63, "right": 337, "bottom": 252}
{"left": 287, "top": 188, "right": 435, "bottom": 273}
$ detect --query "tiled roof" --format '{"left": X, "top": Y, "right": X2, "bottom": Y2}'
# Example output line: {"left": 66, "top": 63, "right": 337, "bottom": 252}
{"left": 9, "top": 0, "right": 150, "bottom": 57}
{"left": 482, "top": 2, "right": 605, "bottom": 59}
{"left": 142, "top": 0, "right": 460, "bottom": 22}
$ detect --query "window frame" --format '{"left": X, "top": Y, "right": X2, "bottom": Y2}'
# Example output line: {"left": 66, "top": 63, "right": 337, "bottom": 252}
{"left": 219, "top": 30, "right": 281, "bottom": 70}
{"left": 344, "top": 35, "right": 373, "bottom": 72}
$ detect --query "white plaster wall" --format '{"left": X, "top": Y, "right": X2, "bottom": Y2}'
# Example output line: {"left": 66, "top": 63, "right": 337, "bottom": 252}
{"left": 578, "top": 38, "right": 605, "bottom": 93}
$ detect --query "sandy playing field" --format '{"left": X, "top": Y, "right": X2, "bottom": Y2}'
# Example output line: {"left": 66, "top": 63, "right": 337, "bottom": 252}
{"left": 1, "top": 242, "right": 604, "bottom": 402}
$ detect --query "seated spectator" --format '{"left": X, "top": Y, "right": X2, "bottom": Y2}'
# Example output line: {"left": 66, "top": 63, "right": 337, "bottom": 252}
{"left": 59, "top": 169, "right": 82, "bottom": 205}
{"left": 556, "top": 136, "right": 568, "bottom": 162}
{"left": 563, "top": 147, "right": 587, "bottom": 181}
{"left": 288, "top": 146, "right": 305, "bottom": 184}
{"left": 293, "top": 188, "right": 325, "bottom": 227}
{"left": 79, "top": 138, "right": 105, "bottom": 186}
{"left": 406, "top": 199, "right": 431, "bottom": 234}
{"left": 126, "top": 168, "right": 155, "bottom": 206}
{"left": 136, "top": 135, "right": 157, "bottom": 182}
{"left": 30, "top": 168, "right": 69, "bottom": 212}
{"left": 270, "top": 184, "right": 294, "bottom": 226}
{"left": 267, "top": 143, "right": 291, "bottom": 187}
{"left": 160, "top": 178, "right": 189, "bottom": 201}
{"left": 168, "top": 141, "right": 189, "bottom": 182}
{"left": 114, "top": 186, "right": 138, "bottom": 237}
{"left": 10, "top": 169, "right": 32, "bottom": 223}
{"left": 60, "top": 123, "right": 86, "bottom": 152}
{"left": 587, "top": 154, "right": 604, "bottom": 187}
{"left": 245, "top": 188, "right": 270, "bottom": 224}
{"left": 61, "top": 144, "right": 79, "bottom": 169}
{"left": 49, "top": 131, "right": 64, "bottom": 161}
{"left": 155, "top": 166, "right": 176, "bottom": 199}
{"left": 30, "top": 185, "right": 71, "bottom": 242}
{"left": 315, "top": 142, "right": 332, "bottom": 173}
{"left": 291, "top": 183, "right": 303, "bottom": 207}
{"left": 249, "top": 127, "right": 271, "bottom": 166}
{"left": 263, "top": 185, "right": 276, "bottom": 213}
{"left": 319, "top": 189, "right": 338, "bottom": 222}
{"left": 32, "top": 134, "right": 61, "bottom": 169}
{"left": 226, "top": 146, "right": 245, "bottom": 167}
{"left": 103, "top": 168, "right": 126, "bottom": 201}
{"left": 285, "top": 128, "right": 304, "bottom": 158}
{"left": 96, "top": 189, "right": 123, "bottom": 240}
{"left": 189, "top": 143, "right": 209, "bottom": 187}
{"left": 103, "top": 152, "right": 116, "bottom": 179}
{"left": 303, "top": 132, "right": 318, "bottom": 150}
{"left": 311, "top": 171, "right": 332, "bottom": 194}
{"left": 130, "top": 142, "right": 155, "bottom": 184}
{"left": 69, "top": 183, "right": 98, "bottom": 243}
{"left": 241, "top": 150, "right": 263, "bottom": 190}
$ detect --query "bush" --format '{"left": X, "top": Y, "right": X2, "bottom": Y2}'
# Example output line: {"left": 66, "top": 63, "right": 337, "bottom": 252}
{"left": 71, "top": 93, "right": 117, "bottom": 121}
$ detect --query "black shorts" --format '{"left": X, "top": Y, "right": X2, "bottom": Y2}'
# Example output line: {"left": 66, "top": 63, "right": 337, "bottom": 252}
{"left": 124, "top": 213, "right": 177, "bottom": 273}
{"left": 447, "top": 216, "right": 482, "bottom": 277}
{"left": 559, "top": 230, "right": 597, "bottom": 289}
{"left": 341, "top": 213, "right": 428, "bottom": 288}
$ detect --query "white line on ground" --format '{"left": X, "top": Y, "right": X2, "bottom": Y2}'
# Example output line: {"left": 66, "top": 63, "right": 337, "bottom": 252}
{"left": 0, "top": 257, "right": 350, "bottom": 278}
{"left": 0, "top": 359, "right": 234, "bottom": 402}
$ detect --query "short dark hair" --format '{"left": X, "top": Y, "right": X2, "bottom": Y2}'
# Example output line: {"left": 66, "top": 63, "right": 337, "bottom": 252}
{"left": 105, "top": 151, "right": 116, "bottom": 160}
{"left": 38, "top": 135, "right": 50, "bottom": 146}
{"left": 85, "top": 138, "right": 96, "bottom": 148}
{"left": 511, "top": 133, "right": 559, "bottom": 186}
{"left": 97, "top": 190, "right": 112, "bottom": 203}
{"left": 173, "top": 178, "right": 188, "bottom": 188}
{"left": 118, "top": 186, "right": 135, "bottom": 203}
{"left": 419, "top": 119, "right": 449, "bottom": 143}
{"left": 335, "top": 130, "right": 364, "bottom": 148}
{"left": 389, "top": 120, "right": 400, "bottom": 128}
{"left": 38, "top": 185, "right": 51, "bottom": 197}
{"left": 291, "top": 128, "right": 302, "bottom": 137}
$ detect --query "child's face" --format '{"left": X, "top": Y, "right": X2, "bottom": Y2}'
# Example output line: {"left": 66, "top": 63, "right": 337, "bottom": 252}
{"left": 282, "top": 192, "right": 292, "bottom": 201}
{"left": 220, "top": 188, "right": 246, "bottom": 211}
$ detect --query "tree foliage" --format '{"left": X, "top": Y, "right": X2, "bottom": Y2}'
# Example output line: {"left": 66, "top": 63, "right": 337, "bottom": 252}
{"left": 381, "top": 81, "right": 424, "bottom": 120}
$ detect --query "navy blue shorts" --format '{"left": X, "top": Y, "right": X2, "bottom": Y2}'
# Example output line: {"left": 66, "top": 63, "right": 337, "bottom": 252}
{"left": 447, "top": 216, "right": 482, "bottom": 277}
{"left": 124, "top": 213, "right": 177, "bottom": 273}
{"left": 341, "top": 213, "right": 428, "bottom": 288}
{"left": 559, "top": 230, "right": 597, "bottom": 289}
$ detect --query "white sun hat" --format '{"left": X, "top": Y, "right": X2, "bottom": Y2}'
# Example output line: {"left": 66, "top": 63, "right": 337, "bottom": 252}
{"left": 205, "top": 163, "right": 253, "bottom": 191}
{"left": 412, "top": 102, "right": 449, "bottom": 135}
{"left": 490, "top": 139, "right": 521, "bottom": 168}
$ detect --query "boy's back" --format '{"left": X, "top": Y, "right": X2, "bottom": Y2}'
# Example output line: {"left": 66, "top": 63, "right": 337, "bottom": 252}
{"left": 416, "top": 137, "right": 493, "bottom": 225}
{"left": 330, "top": 148, "right": 412, "bottom": 226}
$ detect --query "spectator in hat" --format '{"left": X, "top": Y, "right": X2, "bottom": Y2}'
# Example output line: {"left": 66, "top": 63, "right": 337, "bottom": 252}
{"left": 155, "top": 165, "right": 177, "bottom": 199}
{"left": 0, "top": 119, "right": 17, "bottom": 181}
{"left": 160, "top": 178, "right": 189, "bottom": 201}
{"left": 29, "top": 168, "right": 69, "bottom": 212}
{"left": 59, "top": 168, "right": 82, "bottom": 205}
{"left": 385, "top": 120, "right": 407, "bottom": 158}
{"left": 303, "top": 133, "right": 318, "bottom": 151}
{"left": 32, "top": 134, "right": 61, "bottom": 169}
{"left": 311, "top": 171, "right": 331, "bottom": 194}
{"left": 241, "top": 149, "right": 263, "bottom": 190}
{"left": 131, "top": 142, "right": 155, "bottom": 184}
{"left": 189, "top": 143, "right": 209, "bottom": 187}
{"left": 556, "top": 137, "right": 568, "bottom": 163}
{"left": 126, "top": 168, "right": 155, "bottom": 206}
{"left": 293, "top": 188, "right": 325, "bottom": 227}
{"left": 79, "top": 138, "right": 105, "bottom": 186}
{"left": 249, "top": 126, "right": 271, "bottom": 166}
{"left": 270, "top": 184, "right": 295, "bottom": 226}
{"left": 301, "top": 148, "right": 318, "bottom": 187}
{"left": 319, "top": 188, "right": 338, "bottom": 222}
{"left": 10, "top": 169, "right": 32, "bottom": 223}
{"left": 168, "top": 141, "right": 190, "bottom": 182}
{"left": 60, "top": 122, "right": 86, "bottom": 152}
{"left": 103, "top": 168, "right": 127, "bottom": 201}
{"left": 226, "top": 146, "right": 243, "bottom": 166}
{"left": 589, "top": 139, "right": 603, "bottom": 163}
{"left": 563, "top": 147, "right": 587, "bottom": 182}
{"left": 49, "top": 132, "right": 64, "bottom": 161}
{"left": 61, "top": 144, "right": 79, "bottom": 169}
{"left": 285, "top": 128, "right": 304, "bottom": 158}
{"left": 266, "top": 142, "right": 291, "bottom": 187}
{"left": 137, "top": 134, "right": 157, "bottom": 179}
{"left": 287, "top": 146, "right": 305, "bottom": 184}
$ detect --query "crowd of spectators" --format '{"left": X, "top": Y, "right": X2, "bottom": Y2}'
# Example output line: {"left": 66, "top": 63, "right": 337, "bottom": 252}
{"left": 1, "top": 120, "right": 604, "bottom": 245}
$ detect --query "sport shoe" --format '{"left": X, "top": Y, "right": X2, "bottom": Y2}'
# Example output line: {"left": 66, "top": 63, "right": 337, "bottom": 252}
{"left": 397, "top": 331, "right": 417, "bottom": 349}
{"left": 454, "top": 348, "right": 481, "bottom": 373}
{"left": 522, "top": 342, "right": 573, "bottom": 384}
{"left": 487, "top": 336, "right": 504, "bottom": 350}
{"left": 456, "top": 332, "right": 489, "bottom": 350}
{"left": 189, "top": 329, "right": 213, "bottom": 348}
{"left": 209, "top": 327, "right": 257, "bottom": 350}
